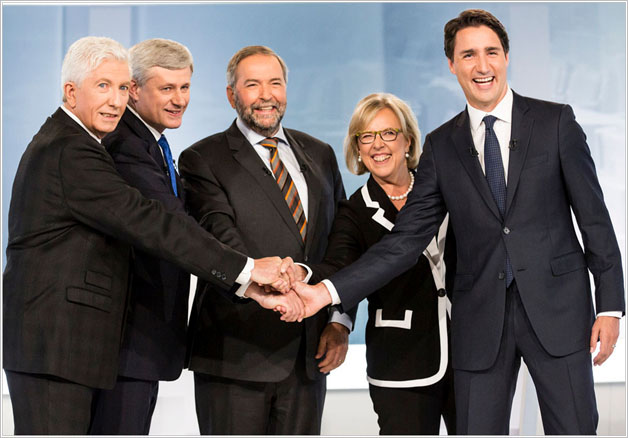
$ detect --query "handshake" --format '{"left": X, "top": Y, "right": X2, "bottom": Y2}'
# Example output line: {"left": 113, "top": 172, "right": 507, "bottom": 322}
{"left": 245, "top": 256, "right": 333, "bottom": 322}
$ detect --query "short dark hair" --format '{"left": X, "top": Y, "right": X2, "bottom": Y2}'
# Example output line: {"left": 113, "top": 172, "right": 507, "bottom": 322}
{"left": 444, "top": 9, "right": 510, "bottom": 61}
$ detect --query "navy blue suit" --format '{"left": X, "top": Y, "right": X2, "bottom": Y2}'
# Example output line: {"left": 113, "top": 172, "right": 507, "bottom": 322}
{"left": 329, "top": 92, "right": 625, "bottom": 434}
{"left": 90, "top": 108, "right": 191, "bottom": 434}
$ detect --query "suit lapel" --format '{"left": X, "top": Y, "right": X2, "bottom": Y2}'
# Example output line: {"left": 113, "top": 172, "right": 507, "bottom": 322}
{"left": 227, "top": 123, "right": 305, "bottom": 245}
{"left": 450, "top": 110, "right": 502, "bottom": 220}
{"left": 505, "top": 92, "right": 533, "bottom": 214}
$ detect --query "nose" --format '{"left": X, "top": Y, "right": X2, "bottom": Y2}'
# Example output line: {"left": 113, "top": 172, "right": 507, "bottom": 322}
{"left": 171, "top": 89, "right": 186, "bottom": 107}
{"left": 476, "top": 53, "right": 489, "bottom": 73}
{"left": 373, "top": 133, "right": 386, "bottom": 148}
{"left": 259, "top": 83, "right": 272, "bottom": 100}
{"left": 110, "top": 89, "right": 126, "bottom": 108}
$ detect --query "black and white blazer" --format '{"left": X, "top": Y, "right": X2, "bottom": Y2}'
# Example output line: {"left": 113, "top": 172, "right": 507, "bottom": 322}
{"left": 313, "top": 173, "right": 453, "bottom": 387}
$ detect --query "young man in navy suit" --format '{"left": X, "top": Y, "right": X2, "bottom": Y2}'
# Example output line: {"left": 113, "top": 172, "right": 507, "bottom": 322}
{"left": 295, "top": 9, "right": 624, "bottom": 434}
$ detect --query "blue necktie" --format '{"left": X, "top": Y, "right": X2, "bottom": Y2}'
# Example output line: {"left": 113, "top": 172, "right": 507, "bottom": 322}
{"left": 158, "top": 134, "right": 178, "bottom": 197}
{"left": 483, "top": 115, "right": 513, "bottom": 286}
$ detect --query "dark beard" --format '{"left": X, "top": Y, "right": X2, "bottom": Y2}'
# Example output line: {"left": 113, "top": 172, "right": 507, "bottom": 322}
{"left": 234, "top": 93, "right": 286, "bottom": 138}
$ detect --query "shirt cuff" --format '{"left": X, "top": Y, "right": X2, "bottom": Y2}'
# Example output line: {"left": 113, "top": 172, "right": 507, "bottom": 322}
{"left": 236, "top": 257, "right": 254, "bottom": 285}
{"left": 321, "top": 279, "right": 341, "bottom": 306}
{"left": 295, "top": 262, "right": 313, "bottom": 283}
{"left": 597, "top": 311, "right": 622, "bottom": 319}
{"left": 235, "top": 280, "right": 252, "bottom": 298}
{"left": 329, "top": 307, "right": 353, "bottom": 331}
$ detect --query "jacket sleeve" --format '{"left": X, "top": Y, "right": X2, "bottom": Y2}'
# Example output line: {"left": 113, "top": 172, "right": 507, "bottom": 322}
{"left": 58, "top": 135, "right": 247, "bottom": 289}
{"left": 558, "top": 105, "right": 625, "bottom": 315}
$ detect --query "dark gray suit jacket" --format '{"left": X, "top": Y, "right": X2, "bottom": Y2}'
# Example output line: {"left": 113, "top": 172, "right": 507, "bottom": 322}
{"left": 330, "top": 92, "right": 625, "bottom": 372}
{"left": 3, "top": 108, "right": 247, "bottom": 389}
{"left": 179, "top": 121, "right": 346, "bottom": 382}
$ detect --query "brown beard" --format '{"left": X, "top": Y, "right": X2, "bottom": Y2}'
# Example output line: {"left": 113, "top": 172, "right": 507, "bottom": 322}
{"left": 234, "top": 92, "right": 286, "bottom": 137}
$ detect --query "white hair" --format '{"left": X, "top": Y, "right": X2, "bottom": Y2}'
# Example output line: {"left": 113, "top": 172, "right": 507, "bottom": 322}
{"left": 61, "top": 36, "right": 129, "bottom": 101}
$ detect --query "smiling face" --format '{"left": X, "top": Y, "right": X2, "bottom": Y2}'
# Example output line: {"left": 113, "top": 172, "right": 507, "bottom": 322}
{"left": 227, "top": 54, "right": 287, "bottom": 137}
{"left": 64, "top": 58, "right": 131, "bottom": 138}
{"left": 358, "top": 107, "right": 410, "bottom": 187}
{"left": 130, "top": 66, "right": 192, "bottom": 133}
{"left": 448, "top": 25, "right": 509, "bottom": 112}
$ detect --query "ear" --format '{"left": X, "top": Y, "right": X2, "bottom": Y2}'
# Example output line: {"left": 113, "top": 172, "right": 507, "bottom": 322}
{"left": 226, "top": 85, "right": 236, "bottom": 109}
{"left": 64, "top": 82, "right": 77, "bottom": 108}
{"left": 129, "top": 79, "right": 141, "bottom": 102}
{"left": 448, "top": 58, "right": 456, "bottom": 75}
{"left": 505, "top": 52, "right": 510, "bottom": 67}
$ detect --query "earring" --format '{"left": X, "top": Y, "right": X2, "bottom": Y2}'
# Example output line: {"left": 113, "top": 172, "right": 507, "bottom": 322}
{"left": 405, "top": 151, "right": 410, "bottom": 159}
{"left": 357, "top": 155, "right": 362, "bottom": 162}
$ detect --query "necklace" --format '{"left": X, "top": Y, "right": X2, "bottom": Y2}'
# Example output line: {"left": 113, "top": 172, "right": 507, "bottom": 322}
{"left": 388, "top": 171, "right": 414, "bottom": 201}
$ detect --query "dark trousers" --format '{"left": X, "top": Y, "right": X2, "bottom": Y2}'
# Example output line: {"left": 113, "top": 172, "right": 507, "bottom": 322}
{"left": 369, "top": 366, "right": 456, "bottom": 435}
{"left": 454, "top": 281, "right": 598, "bottom": 435}
{"left": 5, "top": 370, "right": 95, "bottom": 435}
{"left": 193, "top": 361, "right": 325, "bottom": 435}
{"left": 89, "top": 376, "right": 159, "bottom": 435}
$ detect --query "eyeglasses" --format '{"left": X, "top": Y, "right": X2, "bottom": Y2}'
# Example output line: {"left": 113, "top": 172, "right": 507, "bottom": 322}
{"left": 356, "top": 128, "right": 401, "bottom": 144}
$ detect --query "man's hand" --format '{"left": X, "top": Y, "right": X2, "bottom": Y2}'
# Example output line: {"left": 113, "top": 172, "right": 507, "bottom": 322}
{"left": 243, "top": 283, "right": 304, "bottom": 322}
{"left": 590, "top": 315, "right": 620, "bottom": 366}
{"left": 292, "top": 281, "right": 333, "bottom": 319}
{"left": 316, "top": 322, "right": 349, "bottom": 373}
{"left": 251, "top": 256, "right": 295, "bottom": 293}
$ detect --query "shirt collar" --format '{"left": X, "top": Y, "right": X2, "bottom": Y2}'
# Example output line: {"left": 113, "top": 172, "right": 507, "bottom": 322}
{"left": 235, "top": 116, "right": 288, "bottom": 147}
{"left": 127, "top": 105, "right": 162, "bottom": 142}
{"left": 60, "top": 105, "right": 102, "bottom": 144}
{"left": 467, "top": 86, "right": 513, "bottom": 132}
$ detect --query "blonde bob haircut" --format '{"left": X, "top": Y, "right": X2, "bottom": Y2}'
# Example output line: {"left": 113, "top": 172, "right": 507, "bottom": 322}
{"left": 344, "top": 93, "right": 421, "bottom": 175}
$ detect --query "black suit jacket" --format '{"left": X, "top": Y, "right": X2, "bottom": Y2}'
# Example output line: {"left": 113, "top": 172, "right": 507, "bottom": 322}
{"left": 313, "top": 175, "right": 453, "bottom": 386}
{"left": 102, "top": 108, "right": 190, "bottom": 381}
{"left": 330, "top": 92, "right": 625, "bottom": 372}
{"left": 179, "top": 121, "right": 346, "bottom": 382}
{"left": 3, "top": 108, "right": 247, "bottom": 389}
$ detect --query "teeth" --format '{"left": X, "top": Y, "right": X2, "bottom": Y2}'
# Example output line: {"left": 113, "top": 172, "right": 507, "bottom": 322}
{"left": 373, "top": 155, "right": 391, "bottom": 162}
{"left": 474, "top": 77, "right": 493, "bottom": 83}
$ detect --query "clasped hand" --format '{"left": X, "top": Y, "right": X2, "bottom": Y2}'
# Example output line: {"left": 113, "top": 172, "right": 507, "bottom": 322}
{"left": 245, "top": 256, "right": 333, "bottom": 322}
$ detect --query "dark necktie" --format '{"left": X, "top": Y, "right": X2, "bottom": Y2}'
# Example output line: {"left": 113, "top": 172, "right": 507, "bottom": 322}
{"left": 158, "top": 134, "right": 178, "bottom": 197}
{"left": 261, "top": 137, "right": 307, "bottom": 241}
{"left": 483, "top": 115, "right": 513, "bottom": 286}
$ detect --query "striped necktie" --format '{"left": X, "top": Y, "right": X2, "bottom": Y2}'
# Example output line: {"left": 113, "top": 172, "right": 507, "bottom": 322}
{"left": 261, "top": 137, "right": 307, "bottom": 241}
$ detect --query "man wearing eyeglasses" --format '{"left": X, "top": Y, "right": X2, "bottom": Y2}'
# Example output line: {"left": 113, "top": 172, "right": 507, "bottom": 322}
{"left": 178, "top": 45, "right": 354, "bottom": 435}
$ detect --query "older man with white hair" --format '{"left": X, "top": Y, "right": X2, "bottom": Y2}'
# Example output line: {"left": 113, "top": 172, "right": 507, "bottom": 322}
{"left": 2, "top": 36, "right": 300, "bottom": 435}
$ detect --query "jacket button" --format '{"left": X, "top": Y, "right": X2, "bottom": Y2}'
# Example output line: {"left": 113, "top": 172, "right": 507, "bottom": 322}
{"left": 211, "top": 269, "right": 216, "bottom": 275}
{"left": 498, "top": 272, "right": 505, "bottom": 280}
{"left": 304, "top": 256, "right": 309, "bottom": 262}
{"left": 503, "top": 227, "right": 510, "bottom": 235}
{"left": 437, "top": 288, "right": 446, "bottom": 297}
{"left": 221, "top": 274, "right": 227, "bottom": 280}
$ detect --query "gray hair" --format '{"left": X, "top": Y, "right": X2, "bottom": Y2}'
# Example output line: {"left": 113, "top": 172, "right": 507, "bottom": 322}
{"left": 130, "top": 38, "right": 194, "bottom": 86}
{"left": 344, "top": 93, "right": 422, "bottom": 175}
{"left": 226, "top": 45, "right": 288, "bottom": 88}
{"left": 61, "top": 36, "right": 129, "bottom": 102}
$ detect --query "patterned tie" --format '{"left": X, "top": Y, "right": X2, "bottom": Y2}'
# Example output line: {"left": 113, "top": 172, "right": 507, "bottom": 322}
{"left": 158, "top": 134, "right": 178, "bottom": 197}
{"left": 483, "top": 115, "right": 513, "bottom": 286}
{"left": 261, "top": 137, "right": 307, "bottom": 241}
